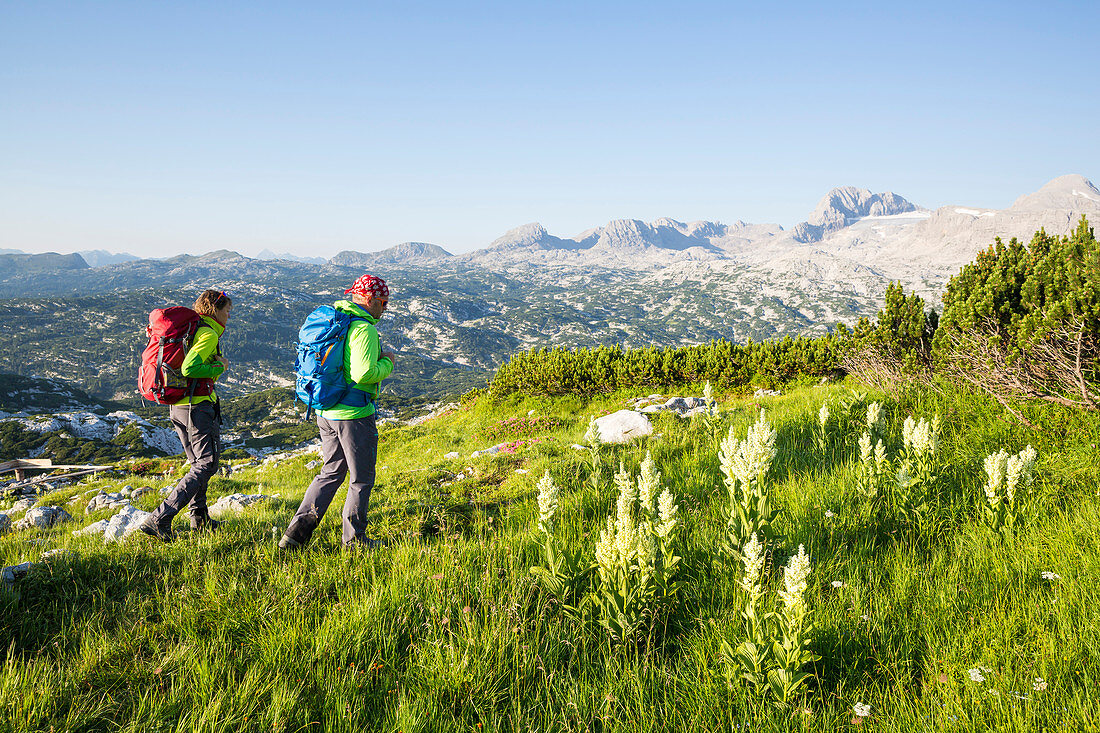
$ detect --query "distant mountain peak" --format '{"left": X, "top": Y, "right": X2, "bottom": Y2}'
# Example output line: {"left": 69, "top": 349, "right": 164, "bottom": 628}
{"left": 1011, "top": 174, "right": 1100, "bottom": 211}
{"left": 795, "top": 187, "right": 920, "bottom": 242}
{"left": 330, "top": 242, "right": 451, "bottom": 268}
{"left": 489, "top": 223, "right": 550, "bottom": 248}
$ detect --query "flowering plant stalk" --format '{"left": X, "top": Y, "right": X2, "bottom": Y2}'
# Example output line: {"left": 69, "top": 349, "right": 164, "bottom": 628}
{"left": 590, "top": 458, "right": 680, "bottom": 641}
{"left": 720, "top": 543, "right": 820, "bottom": 704}
{"left": 702, "top": 381, "right": 723, "bottom": 443}
{"left": 982, "top": 445, "right": 1038, "bottom": 536}
{"left": 721, "top": 410, "right": 780, "bottom": 555}
{"left": 719, "top": 533, "right": 769, "bottom": 688}
{"left": 767, "top": 545, "right": 821, "bottom": 703}
{"left": 889, "top": 414, "right": 941, "bottom": 530}
{"left": 865, "top": 401, "right": 884, "bottom": 441}
{"left": 855, "top": 431, "right": 890, "bottom": 499}
{"left": 585, "top": 417, "right": 603, "bottom": 494}
{"left": 815, "top": 402, "right": 830, "bottom": 456}
{"left": 529, "top": 471, "right": 590, "bottom": 616}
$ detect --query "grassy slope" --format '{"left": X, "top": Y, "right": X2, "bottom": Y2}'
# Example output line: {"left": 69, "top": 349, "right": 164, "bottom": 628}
{"left": 2, "top": 382, "right": 1099, "bottom": 732}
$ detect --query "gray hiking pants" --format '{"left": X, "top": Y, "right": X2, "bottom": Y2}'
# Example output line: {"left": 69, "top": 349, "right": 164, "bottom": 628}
{"left": 284, "top": 413, "right": 378, "bottom": 547}
{"left": 149, "top": 402, "right": 220, "bottom": 526}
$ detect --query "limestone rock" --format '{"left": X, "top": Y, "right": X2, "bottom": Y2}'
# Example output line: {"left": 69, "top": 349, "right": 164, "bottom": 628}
{"left": 11, "top": 497, "right": 36, "bottom": 514}
{"left": 594, "top": 410, "right": 653, "bottom": 444}
{"left": 86, "top": 491, "right": 131, "bottom": 514}
{"left": 74, "top": 518, "right": 111, "bottom": 538}
{"left": 14, "top": 506, "right": 72, "bottom": 530}
{"left": 0, "top": 513, "right": 9, "bottom": 535}
{"left": 103, "top": 505, "right": 152, "bottom": 542}
{"left": 1, "top": 562, "right": 33, "bottom": 584}
{"left": 208, "top": 493, "right": 269, "bottom": 519}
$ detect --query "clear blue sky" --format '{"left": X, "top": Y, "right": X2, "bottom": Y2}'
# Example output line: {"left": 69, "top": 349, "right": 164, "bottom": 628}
{"left": 2, "top": 1, "right": 1097, "bottom": 258}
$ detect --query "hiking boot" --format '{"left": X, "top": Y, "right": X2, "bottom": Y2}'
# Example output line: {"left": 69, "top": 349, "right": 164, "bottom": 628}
{"left": 189, "top": 508, "right": 221, "bottom": 533}
{"left": 277, "top": 534, "right": 305, "bottom": 551}
{"left": 138, "top": 519, "right": 176, "bottom": 543}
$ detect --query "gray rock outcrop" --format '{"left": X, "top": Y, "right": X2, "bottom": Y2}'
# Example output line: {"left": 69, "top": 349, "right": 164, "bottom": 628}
{"left": 208, "top": 493, "right": 269, "bottom": 518}
{"left": 14, "top": 505, "right": 72, "bottom": 530}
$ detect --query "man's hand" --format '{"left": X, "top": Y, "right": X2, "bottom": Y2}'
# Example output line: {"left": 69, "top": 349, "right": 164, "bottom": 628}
{"left": 381, "top": 351, "right": 396, "bottom": 365}
{"left": 215, "top": 356, "right": 228, "bottom": 370}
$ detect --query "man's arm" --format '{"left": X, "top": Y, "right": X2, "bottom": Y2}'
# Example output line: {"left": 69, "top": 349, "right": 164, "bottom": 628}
{"left": 347, "top": 322, "right": 393, "bottom": 387}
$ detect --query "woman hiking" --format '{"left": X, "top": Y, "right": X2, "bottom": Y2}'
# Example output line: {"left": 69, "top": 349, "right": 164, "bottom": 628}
{"left": 140, "top": 289, "right": 232, "bottom": 542}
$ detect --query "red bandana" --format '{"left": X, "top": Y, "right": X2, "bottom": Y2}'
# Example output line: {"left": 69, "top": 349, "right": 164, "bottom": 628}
{"left": 344, "top": 275, "right": 389, "bottom": 300}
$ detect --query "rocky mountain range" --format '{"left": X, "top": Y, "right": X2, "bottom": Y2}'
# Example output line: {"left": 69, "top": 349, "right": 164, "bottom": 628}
{"left": 1, "top": 174, "right": 1096, "bottom": 407}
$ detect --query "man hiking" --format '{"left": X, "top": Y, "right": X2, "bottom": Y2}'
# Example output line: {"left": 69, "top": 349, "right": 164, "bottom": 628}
{"left": 280, "top": 274, "right": 395, "bottom": 550}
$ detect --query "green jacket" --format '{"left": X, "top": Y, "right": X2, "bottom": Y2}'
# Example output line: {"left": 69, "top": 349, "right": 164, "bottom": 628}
{"left": 174, "top": 315, "right": 226, "bottom": 405}
{"left": 318, "top": 300, "right": 393, "bottom": 420}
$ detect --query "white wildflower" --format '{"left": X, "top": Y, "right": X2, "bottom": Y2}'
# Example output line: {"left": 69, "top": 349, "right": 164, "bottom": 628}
{"left": 968, "top": 668, "right": 986, "bottom": 683}
{"left": 777, "top": 544, "right": 811, "bottom": 612}
{"left": 637, "top": 451, "right": 660, "bottom": 518}
{"left": 722, "top": 410, "right": 777, "bottom": 490}
{"left": 1041, "top": 571, "right": 1061, "bottom": 581}
{"left": 536, "top": 471, "right": 559, "bottom": 534}
{"left": 1033, "top": 677, "right": 1047, "bottom": 691}
{"left": 825, "top": 510, "right": 835, "bottom": 518}
{"left": 740, "top": 532, "right": 765, "bottom": 592}
{"left": 853, "top": 702, "right": 871, "bottom": 717}
{"left": 818, "top": 402, "right": 829, "bottom": 428}
{"left": 983, "top": 449, "right": 1009, "bottom": 503}
{"left": 1005, "top": 444, "right": 1038, "bottom": 501}
{"left": 585, "top": 418, "right": 600, "bottom": 448}
{"left": 655, "top": 488, "right": 678, "bottom": 539}
{"left": 594, "top": 516, "right": 617, "bottom": 573}
{"left": 986, "top": 445, "right": 1039, "bottom": 505}
{"left": 858, "top": 431, "right": 872, "bottom": 465}
{"left": 903, "top": 415, "right": 937, "bottom": 458}
{"left": 866, "top": 402, "right": 883, "bottom": 434}
{"left": 613, "top": 461, "right": 635, "bottom": 526}
{"left": 874, "top": 439, "right": 887, "bottom": 469}
{"left": 704, "top": 381, "right": 714, "bottom": 405}
{"left": 831, "top": 580, "right": 844, "bottom": 588}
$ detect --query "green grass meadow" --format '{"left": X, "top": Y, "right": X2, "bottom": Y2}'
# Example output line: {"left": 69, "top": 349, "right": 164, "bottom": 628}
{"left": 2, "top": 383, "right": 1100, "bottom": 732}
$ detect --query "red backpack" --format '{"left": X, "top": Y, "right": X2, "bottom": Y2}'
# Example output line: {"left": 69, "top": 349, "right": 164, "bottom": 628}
{"left": 138, "top": 307, "right": 216, "bottom": 404}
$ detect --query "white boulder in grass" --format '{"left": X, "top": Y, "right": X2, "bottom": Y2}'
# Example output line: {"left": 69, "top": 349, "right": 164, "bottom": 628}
{"left": 208, "top": 493, "right": 269, "bottom": 519}
{"left": 14, "top": 506, "right": 72, "bottom": 530}
{"left": 103, "top": 505, "right": 152, "bottom": 542}
{"left": 11, "top": 498, "right": 36, "bottom": 514}
{"left": 593, "top": 410, "right": 653, "bottom": 444}
{"left": 86, "top": 492, "right": 131, "bottom": 514}
{"left": 74, "top": 519, "right": 111, "bottom": 538}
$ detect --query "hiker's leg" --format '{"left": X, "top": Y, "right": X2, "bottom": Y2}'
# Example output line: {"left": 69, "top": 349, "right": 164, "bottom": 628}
{"left": 282, "top": 416, "right": 347, "bottom": 546}
{"left": 339, "top": 413, "right": 378, "bottom": 546}
{"left": 187, "top": 406, "right": 221, "bottom": 526}
{"left": 150, "top": 404, "right": 219, "bottom": 526}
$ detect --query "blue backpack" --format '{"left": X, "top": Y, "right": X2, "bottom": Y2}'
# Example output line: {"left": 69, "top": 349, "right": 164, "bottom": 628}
{"left": 295, "top": 306, "right": 373, "bottom": 418}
